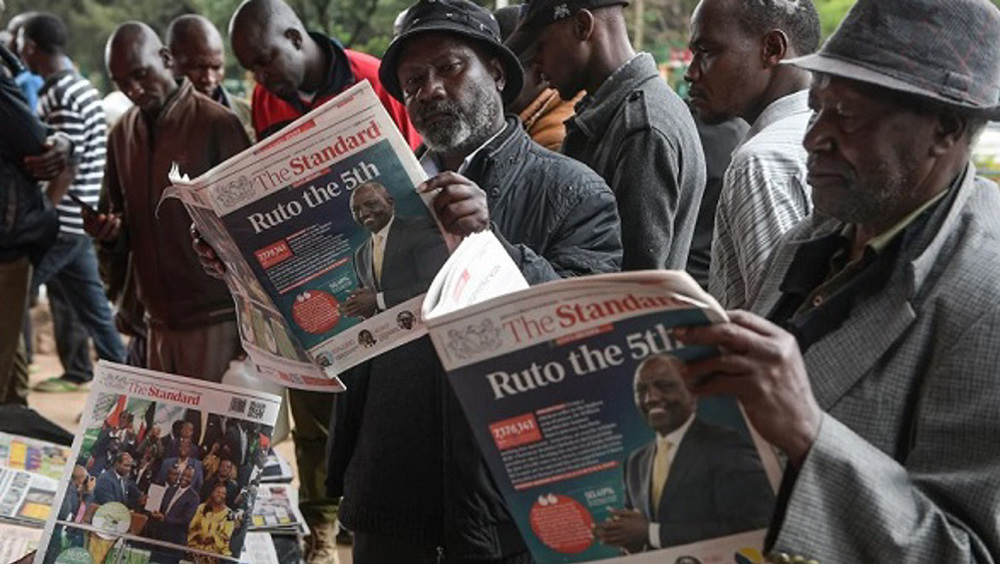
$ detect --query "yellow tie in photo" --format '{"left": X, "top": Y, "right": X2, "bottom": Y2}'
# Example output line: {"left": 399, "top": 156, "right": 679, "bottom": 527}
{"left": 651, "top": 439, "right": 672, "bottom": 514}
{"left": 373, "top": 234, "right": 384, "bottom": 283}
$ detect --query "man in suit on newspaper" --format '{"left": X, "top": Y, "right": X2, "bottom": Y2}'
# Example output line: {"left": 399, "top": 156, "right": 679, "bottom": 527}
{"left": 93, "top": 452, "right": 144, "bottom": 510}
{"left": 595, "top": 353, "right": 774, "bottom": 552}
{"left": 149, "top": 466, "right": 200, "bottom": 547}
{"left": 342, "top": 179, "right": 449, "bottom": 319}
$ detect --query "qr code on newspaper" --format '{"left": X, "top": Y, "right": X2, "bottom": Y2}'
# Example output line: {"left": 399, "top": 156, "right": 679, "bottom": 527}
{"left": 229, "top": 396, "right": 247, "bottom": 415}
{"left": 248, "top": 401, "right": 266, "bottom": 421}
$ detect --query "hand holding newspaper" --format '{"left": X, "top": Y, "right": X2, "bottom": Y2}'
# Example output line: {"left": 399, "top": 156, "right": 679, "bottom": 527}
{"left": 422, "top": 235, "right": 781, "bottom": 563}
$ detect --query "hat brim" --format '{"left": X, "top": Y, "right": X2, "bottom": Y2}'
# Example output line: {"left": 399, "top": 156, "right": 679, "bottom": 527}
{"left": 505, "top": 21, "right": 540, "bottom": 57}
{"left": 380, "top": 25, "right": 525, "bottom": 107}
{"left": 787, "top": 52, "right": 1000, "bottom": 119}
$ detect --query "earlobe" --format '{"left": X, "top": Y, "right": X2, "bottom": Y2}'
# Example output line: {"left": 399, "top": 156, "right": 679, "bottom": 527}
{"left": 931, "top": 112, "right": 966, "bottom": 155}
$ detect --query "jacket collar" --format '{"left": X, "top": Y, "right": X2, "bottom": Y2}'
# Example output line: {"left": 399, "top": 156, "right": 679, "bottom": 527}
{"left": 571, "top": 52, "right": 657, "bottom": 139}
{"left": 766, "top": 163, "right": 975, "bottom": 411}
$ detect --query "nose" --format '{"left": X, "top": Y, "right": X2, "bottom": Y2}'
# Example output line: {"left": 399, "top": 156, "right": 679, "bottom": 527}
{"left": 122, "top": 79, "right": 143, "bottom": 101}
{"left": 683, "top": 56, "right": 700, "bottom": 83}
{"left": 415, "top": 71, "right": 446, "bottom": 104}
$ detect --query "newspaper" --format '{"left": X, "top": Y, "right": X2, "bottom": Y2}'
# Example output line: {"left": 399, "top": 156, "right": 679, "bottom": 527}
{"left": 34, "top": 362, "right": 282, "bottom": 564}
{"left": 240, "top": 532, "right": 279, "bottom": 564}
{"left": 248, "top": 484, "right": 309, "bottom": 536}
{"left": 423, "top": 262, "right": 782, "bottom": 563}
{"left": 167, "top": 80, "right": 450, "bottom": 391}
{"left": 258, "top": 451, "right": 293, "bottom": 483}
{"left": 0, "top": 433, "right": 73, "bottom": 481}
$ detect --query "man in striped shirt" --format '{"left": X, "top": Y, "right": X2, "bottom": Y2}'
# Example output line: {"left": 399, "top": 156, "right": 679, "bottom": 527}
{"left": 685, "top": 0, "right": 820, "bottom": 309}
{"left": 17, "top": 12, "right": 125, "bottom": 390}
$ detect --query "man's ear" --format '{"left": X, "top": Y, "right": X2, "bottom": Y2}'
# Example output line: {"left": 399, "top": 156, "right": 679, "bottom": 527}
{"left": 285, "top": 28, "right": 303, "bottom": 49}
{"left": 930, "top": 111, "right": 970, "bottom": 156}
{"left": 489, "top": 57, "right": 506, "bottom": 93}
{"left": 761, "top": 29, "right": 789, "bottom": 67}
{"left": 573, "top": 9, "right": 597, "bottom": 41}
{"left": 159, "top": 47, "right": 173, "bottom": 70}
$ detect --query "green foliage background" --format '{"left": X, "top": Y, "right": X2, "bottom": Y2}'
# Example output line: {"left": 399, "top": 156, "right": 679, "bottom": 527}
{"left": 4, "top": 0, "right": 1000, "bottom": 94}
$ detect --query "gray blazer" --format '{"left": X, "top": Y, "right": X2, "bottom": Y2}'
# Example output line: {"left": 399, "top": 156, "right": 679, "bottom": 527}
{"left": 754, "top": 163, "right": 1000, "bottom": 562}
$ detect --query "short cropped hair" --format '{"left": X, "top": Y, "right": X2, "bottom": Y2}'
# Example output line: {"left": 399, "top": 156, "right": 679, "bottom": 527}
{"left": 21, "top": 12, "right": 67, "bottom": 55}
{"left": 739, "top": 0, "right": 820, "bottom": 56}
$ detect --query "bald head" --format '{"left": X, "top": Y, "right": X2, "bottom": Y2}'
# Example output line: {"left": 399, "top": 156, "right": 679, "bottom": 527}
{"left": 166, "top": 14, "right": 225, "bottom": 97}
{"left": 106, "top": 22, "right": 178, "bottom": 116}
{"left": 230, "top": 0, "right": 322, "bottom": 98}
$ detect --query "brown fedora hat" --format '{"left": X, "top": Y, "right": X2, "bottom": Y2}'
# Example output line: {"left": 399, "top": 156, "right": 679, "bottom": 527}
{"left": 787, "top": 0, "right": 1000, "bottom": 118}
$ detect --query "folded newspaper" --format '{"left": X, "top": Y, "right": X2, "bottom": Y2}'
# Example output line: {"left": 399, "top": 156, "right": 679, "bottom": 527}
{"left": 422, "top": 235, "right": 782, "bottom": 563}
{"left": 34, "top": 362, "right": 282, "bottom": 564}
{"left": 167, "top": 80, "right": 450, "bottom": 391}
{"left": 0, "top": 433, "right": 72, "bottom": 561}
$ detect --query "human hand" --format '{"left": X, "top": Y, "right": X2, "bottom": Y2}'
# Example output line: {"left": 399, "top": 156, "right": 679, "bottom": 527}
{"left": 342, "top": 288, "right": 377, "bottom": 319}
{"left": 593, "top": 508, "right": 648, "bottom": 553}
{"left": 190, "top": 224, "right": 226, "bottom": 279}
{"left": 675, "top": 310, "right": 822, "bottom": 467}
{"left": 83, "top": 209, "right": 122, "bottom": 242}
{"left": 152, "top": 511, "right": 164, "bottom": 521}
{"left": 418, "top": 171, "right": 490, "bottom": 236}
{"left": 24, "top": 134, "right": 72, "bottom": 180}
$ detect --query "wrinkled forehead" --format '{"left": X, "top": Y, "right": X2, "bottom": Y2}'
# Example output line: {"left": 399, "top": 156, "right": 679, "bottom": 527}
{"left": 232, "top": 17, "right": 283, "bottom": 58}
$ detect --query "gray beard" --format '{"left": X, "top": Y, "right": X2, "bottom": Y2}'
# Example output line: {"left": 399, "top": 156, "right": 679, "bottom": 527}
{"left": 420, "top": 83, "right": 502, "bottom": 155}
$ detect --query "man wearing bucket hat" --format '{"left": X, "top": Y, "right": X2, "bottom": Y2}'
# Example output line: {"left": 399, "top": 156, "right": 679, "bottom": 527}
{"left": 325, "top": 1, "right": 622, "bottom": 561}
{"left": 508, "top": 0, "right": 706, "bottom": 272}
{"left": 677, "top": 0, "right": 1000, "bottom": 561}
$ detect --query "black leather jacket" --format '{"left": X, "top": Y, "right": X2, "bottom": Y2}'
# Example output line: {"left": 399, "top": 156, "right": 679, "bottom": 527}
{"left": 330, "top": 118, "right": 621, "bottom": 561}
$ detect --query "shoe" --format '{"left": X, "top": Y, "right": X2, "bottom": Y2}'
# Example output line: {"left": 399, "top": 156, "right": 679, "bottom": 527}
{"left": 335, "top": 521, "right": 353, "bottom": 546}
{"left": 32, "top": 377, "right": 87, "bottom": 393}
{"left": 305, "top": 521, "right": 338, "bottom": 564}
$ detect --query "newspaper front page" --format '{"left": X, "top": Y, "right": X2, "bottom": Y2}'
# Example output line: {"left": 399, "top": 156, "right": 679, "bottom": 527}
{"left": 425, "top": 270, "right": 782, "bottom": 563}
{"left": 34, "top": 362, "right": 282, "bottom": 564}
{"left": 168, "top": 80, "right": 449, "bottom": 391}
{"left": 0, "top": 433, "right": 72, "bottom": 561}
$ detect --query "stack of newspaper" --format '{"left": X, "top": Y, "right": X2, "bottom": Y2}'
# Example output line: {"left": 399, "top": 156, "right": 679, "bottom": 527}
{"left": 0, "top": 433, "right": 72, "bottom": 562}
{"left": 258, "top": 451, "right": 293, "bottom": 483}
{"left": 248, "top": 484, "right": 309, "bottom": 537}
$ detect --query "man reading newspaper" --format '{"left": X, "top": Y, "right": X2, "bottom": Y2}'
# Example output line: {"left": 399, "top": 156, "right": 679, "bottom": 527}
{"left": 678, "top": 0, "right": 1000, "bottom": 561}
{"left": 196, "top": 1, "right": 621, "bottom": 560}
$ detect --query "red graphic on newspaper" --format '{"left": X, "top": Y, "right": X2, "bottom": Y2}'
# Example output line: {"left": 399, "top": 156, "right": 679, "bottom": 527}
{"left": 529, "top": 494, "right": 594, "bottom": 554}
{"left": 490, "top": 413, "right": 543, "bottom": 451}
{"left": 292, "top": 291, "right": 341, "bottom": 334}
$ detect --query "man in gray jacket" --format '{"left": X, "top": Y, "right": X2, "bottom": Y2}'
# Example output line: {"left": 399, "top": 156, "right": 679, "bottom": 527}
{"left": 679, "top": 0, "right": 1000, "bottom": 561}
{"left": 509, "top": 0, "right": 706, "bottom": 271}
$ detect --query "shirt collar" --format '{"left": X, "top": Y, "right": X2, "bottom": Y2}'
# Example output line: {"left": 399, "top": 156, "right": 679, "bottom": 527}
{"left": 658, "top": 412, "right": 695, "bottom": 445}
{"left": 740, "top": 89, "right": 810, "bottom": 148}
{"left": 374, "top": 215, "right": 395, "bottom": 239}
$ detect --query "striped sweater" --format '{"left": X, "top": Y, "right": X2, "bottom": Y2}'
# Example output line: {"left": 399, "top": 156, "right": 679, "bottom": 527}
{"left": 37, "top": 69, "right": 107, "bottom": 236}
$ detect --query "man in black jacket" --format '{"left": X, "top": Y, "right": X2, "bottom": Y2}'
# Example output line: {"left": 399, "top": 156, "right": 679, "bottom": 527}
{"left": 325, "top": 1, "right": 622, "bottom": 562}
{"left": 0, "top": 24, "right": 70, "bottom": 405}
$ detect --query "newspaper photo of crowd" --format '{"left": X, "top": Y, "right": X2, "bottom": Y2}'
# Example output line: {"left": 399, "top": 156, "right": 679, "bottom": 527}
{"left": 46, "top": 394, "right": 272, "bottom": 563}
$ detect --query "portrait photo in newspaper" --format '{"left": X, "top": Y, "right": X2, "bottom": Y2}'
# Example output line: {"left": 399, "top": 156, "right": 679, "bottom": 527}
{"left": 35, "top": 363, "right": 281, "bottom": 564}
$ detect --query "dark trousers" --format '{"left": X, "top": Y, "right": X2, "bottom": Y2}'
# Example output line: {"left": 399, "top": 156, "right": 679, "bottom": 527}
{"left": 30, "top": 234, "right": 125, "bottom": 380}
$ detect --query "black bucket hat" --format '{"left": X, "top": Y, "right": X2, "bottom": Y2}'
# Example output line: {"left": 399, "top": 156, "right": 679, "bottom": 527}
{"left": 379, "top": 0, "right": 525, "bottom": 105}
{"left": 787, "top": 0, "right": 1000, "bottom": 118}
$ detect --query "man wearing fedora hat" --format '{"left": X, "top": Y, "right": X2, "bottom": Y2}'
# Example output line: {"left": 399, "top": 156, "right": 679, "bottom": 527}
{"left": 677, "top": 0, "right": 1000, "bottom": 561}
{"left": 325, "top": 0, "right": 622, "bottom": 561}
{"left": 508, "top": 0, "right": 706, "bottom": 272}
